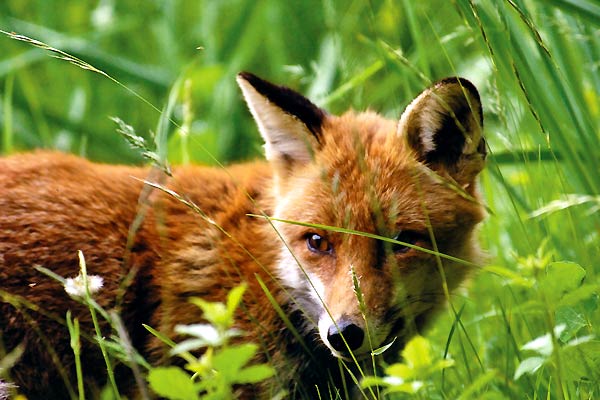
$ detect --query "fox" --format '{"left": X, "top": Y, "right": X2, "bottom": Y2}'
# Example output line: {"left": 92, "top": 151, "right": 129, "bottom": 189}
{"left": 0, "top": 72, "right": 486, "bottom": 399}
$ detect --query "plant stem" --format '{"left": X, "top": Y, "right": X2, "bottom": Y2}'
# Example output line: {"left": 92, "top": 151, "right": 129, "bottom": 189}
{"left": 78, "top": 251, "right": 121, "bottom": 399}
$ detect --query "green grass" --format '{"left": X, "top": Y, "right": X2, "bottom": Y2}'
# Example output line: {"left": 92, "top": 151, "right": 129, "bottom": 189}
{"left": 1, "top": 0, "right": 599, "bottom": 398}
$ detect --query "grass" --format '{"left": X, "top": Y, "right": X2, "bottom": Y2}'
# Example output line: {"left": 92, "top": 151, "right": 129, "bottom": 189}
{"left": 1, "top": 0, "right": 599, "bottom": 398}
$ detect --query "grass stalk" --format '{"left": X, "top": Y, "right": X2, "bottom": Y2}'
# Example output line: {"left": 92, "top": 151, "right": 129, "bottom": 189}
{"left": 66, "top": 311, "right": 85, "bottom": 400}
{"left": 77, "top": 251, "right": 121, "bottom": 400}
{"left": 2, "top": 74, "right": 13, "bottom": 153}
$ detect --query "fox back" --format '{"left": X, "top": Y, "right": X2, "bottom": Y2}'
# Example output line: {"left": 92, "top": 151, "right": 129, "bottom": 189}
{"left": 0, "top": 73, "right": 486, "bottom": 399}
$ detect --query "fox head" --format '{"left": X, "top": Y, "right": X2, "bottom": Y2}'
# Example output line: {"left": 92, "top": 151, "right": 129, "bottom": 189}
{"left": 237, "top": 72, "right": 486, "bottom": 359}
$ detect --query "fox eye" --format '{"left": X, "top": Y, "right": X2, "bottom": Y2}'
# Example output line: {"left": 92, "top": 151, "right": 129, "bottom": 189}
{"left": 392, "top": 231, "right": 422, "bottom": 254}
{"left": 306, "top": 233, "right": 332, "bottom": 254}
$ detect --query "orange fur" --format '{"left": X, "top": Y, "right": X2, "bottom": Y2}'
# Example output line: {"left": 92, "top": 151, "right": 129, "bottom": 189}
{"left": 0, "top": 74, "right": 486, "bottom": 399}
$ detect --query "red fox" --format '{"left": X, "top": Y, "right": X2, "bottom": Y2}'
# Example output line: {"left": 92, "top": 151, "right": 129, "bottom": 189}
{"left": 0, "top": 73, "right": 486, "bottom": 398}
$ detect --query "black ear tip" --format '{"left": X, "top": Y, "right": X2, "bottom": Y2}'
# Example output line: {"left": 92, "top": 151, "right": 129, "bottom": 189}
{"left": 435, "top": 77, "right": 482, "bottom": 126}
{"left": 236, "top": 72, "right": 326, "bottom": 138}
{"left": 239, "top": 72, "right": 283, "bottom": 93}
{"left": 435, "top": 77, "right": 480, "bottom": 101}
{"left": 237, "top": 71, "right": 258, "bottom": 83}
{"left": 237, "top": 72, "right": 266, "bottom": 89}
{"left": 236, "top": 71, "right": 283, "bottom": 98}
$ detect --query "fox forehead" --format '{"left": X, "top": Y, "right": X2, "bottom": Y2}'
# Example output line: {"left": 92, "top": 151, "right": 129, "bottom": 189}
{"left": 276, "top": 110, "right": 484, "bottom": 240}
{"left": 276, "top": 112, "right": 420, "bottom": 225}
{"left": 320, "top": 110, "right": 411, "bottom": 169}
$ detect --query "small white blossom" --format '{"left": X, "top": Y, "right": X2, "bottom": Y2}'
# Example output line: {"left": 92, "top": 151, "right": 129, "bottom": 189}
{"left": 0, "top": 379, "right": 16, "bottom": 400}
{"left": 64, "top": 274, "right": 104, "bottom": 298}
{"left": 64, "top": 251, "right": 104, "bottom": 298}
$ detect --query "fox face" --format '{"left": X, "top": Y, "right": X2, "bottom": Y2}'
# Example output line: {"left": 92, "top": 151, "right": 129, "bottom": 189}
{"left": 238, "top": 73, "right": 486, "bottom": 360}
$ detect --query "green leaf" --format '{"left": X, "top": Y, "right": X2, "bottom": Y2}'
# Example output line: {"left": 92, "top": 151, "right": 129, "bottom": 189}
{"left": 371, "top": 337, "right": 396, "bottom": 356}
{"left": 561, "top": 341, "right": 600, "bottom": 381}
{"left": 482, "top": 265, "right": 533, "bottom": 287}
{"left": 147, "top": 367, "right": 199, "bottom": 400}
{"left": 360, "top": 376, "right": 390, "bottom": 389}
{"left": 558, "top": 283, "right": 598, "bottom": 308}
{"left": 540, "top": 261, "right": 586, "bottom": 304}
{"left": 582, "top": 291, "right": 599, "bottom": 314}
{"left": 385, "top": 380, "right": 424, "bottom": 394}
{"left": 385, "top": 363, "right": 414, "bottom": 380}
{"left": 430, "top": 359, "right": 455, "bottom": 372}
{"left": 401, "top": 335, "right": 432, "bottom": 369}
{"left": 189, "top": 298, "right": 229, "bottom": 327}
{"left": 212, "top": 343, "right": 258, "bottom": 377}
{"left": 236, "top": 364, "right": 275, "bottom": 384}
{"left": 226, "top": 283, "right": 247, "bottom": 317}
{"left": 143, "top": 324, "right": 177, "bottom": 347}
{"left": 555, "top": 306, "right": 587, "bottom": 342}
{"left": 547, "top": 0, "right": 600, "bottom": 25}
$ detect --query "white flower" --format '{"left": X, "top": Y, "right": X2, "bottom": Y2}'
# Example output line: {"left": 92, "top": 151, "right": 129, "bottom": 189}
{"left": 64, "top": 274, "right": 104, "bottom": 298}
{"left": 64, "top": 250, "right": 104, "bottom": 298}
{"left": 0, "top": 379, "right": 16, "bottom": 400}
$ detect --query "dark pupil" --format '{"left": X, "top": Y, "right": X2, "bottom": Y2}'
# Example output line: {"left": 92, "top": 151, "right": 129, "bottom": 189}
{"left": 392, "top": 231, "right": 419, "bottom": 253}
{"left": 308, "top": 234, "right": 329, "bottom": 253}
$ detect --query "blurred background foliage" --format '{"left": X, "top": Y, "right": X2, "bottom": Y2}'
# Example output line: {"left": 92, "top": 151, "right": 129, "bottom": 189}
{"left": 0, "top": 0, "right": 504, "bottom": 163}
{"left": 1, "top": 0, "right": 600, "bottom": 398}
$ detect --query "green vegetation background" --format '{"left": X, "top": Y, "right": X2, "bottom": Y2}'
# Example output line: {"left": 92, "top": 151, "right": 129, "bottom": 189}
{"left": 1, "top": 0, "right": 599, "bottom": 398}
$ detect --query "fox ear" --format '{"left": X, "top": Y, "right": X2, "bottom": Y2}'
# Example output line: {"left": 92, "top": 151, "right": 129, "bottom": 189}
{"left": 399, "top": 77, "right": 486, "bottom": 184}
{"left": 237, "top": 72, "right": 326, "bottom": 169}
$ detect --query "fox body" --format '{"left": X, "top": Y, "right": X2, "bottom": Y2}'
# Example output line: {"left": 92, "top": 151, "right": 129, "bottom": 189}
{"left": 0, "top": 73, "right": 486, "bottom": 398}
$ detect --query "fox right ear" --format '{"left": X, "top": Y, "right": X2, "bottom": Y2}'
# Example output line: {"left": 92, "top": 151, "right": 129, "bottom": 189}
{"left": 398, "top": 78, "right": 486, "bottom": 186}
{"left": 237, "top": 72, "right": 326, "bottom": 170}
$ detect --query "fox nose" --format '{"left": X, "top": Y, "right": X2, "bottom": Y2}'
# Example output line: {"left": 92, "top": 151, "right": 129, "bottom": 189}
{"left": 327, "top": 319, "right": 365, "bottom": 352}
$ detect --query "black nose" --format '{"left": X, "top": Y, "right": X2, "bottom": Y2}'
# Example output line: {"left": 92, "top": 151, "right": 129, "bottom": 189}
{"left": 327, "top": 319, "right": 365, "bottom": 352}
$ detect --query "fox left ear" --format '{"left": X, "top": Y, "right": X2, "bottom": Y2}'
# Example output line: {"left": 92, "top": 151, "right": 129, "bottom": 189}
{"left": 236, "top": 72, "right": 326, "bottom": 171}
{"left": 399, "top": 77, "right": 486, "bottom": 185}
